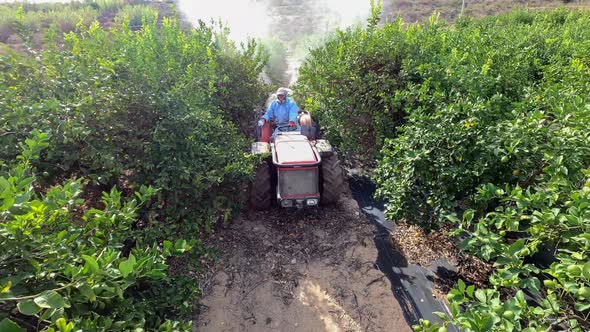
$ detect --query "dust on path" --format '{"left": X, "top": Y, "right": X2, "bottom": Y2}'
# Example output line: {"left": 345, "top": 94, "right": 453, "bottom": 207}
{"left": 194, "top": 192, "right": 411, "bottom": 332}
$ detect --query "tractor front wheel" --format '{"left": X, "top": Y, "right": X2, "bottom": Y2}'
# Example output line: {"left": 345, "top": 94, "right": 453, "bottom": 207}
{"left": 321, "top": 153, "right": 344, "bottom": 205}
{"left": 250, "top": 161, "right": 273, "bottom": 209}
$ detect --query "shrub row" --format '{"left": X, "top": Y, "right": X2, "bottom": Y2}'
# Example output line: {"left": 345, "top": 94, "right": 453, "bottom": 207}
{"left": 297, "top": 8, "right": 590, "bottom": 331}
{"left": 1, "top": 133, "right": 193, "bottom": 331}
{"left": 0, "top": 1, "right": 150, "bottom": 45}
{"left": 0, "top": 4, "right": 268, "bottom": 331}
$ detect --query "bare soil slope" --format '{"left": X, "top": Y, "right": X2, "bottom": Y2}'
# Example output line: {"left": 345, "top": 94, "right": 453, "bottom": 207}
{"left": 383, "top": 0, "right": 590, "bottom": 23}
{"left": 194, "top": 193, "right": 410, "bottom": 332}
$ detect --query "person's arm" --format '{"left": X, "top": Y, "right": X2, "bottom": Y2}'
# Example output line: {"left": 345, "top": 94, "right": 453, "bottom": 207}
{"left": 288, "top": 100, "right": 299, "bottom": 126}
{"left": 262, "top": 102, "right": 275, "bottom": 122}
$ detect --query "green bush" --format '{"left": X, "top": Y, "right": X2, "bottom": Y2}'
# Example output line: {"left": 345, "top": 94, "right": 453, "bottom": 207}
{"left": 397, "top": 10, "right": 590, "bottom": 330}
{"left": 416, "top": 156, "right": 590, "bottom": 331}
{"left": 0, "top": 3, "right": 100, "bottom": 47}
{"left": 0, "top": 12, "right": 265, "bottom": 231}
{"left": 374, "top": 9, "right": 590, "bottom": 222}
{"left": 0, "top": 5, "right": 268, "bottom": 330}
{"left": 298, "top": 7, "right": 590, "bottom": 332}
{"left": 0, "top": 132, "right": 193, "bottom": 330}
{"left": 295, "top": 18, "right": 408, "bottom": 156}
{"left": 213, "top": 28, "right": 269, "bottom": 135}
{"left": 116, "top": 5, "right": 158, "bottom": 29}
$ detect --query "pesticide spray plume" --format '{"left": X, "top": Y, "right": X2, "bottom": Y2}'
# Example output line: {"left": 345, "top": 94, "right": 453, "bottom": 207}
{"left": 175, "top": 0, "right": 271, "bottom": 44}
{"left": 175, "top": 0, "right": 373, "bottom": 86}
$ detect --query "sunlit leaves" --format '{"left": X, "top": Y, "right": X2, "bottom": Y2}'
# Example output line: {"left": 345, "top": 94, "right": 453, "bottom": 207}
{"left": 296, "top": 8, "right": 590, "bottom": 332}
{"left": 0, "top": 140, "right": 184, "bottom": 330}
{"left": 16, "top": 300, "right": 40, "bottom": 315}
{"left": 118, "top": 254, "right": 136, "bottom": 278}
{"left": 0, "top": 1, "right": 268, "bottom": 331}
{"left": 34, "top": 290, "right": 69, "bottom": 309}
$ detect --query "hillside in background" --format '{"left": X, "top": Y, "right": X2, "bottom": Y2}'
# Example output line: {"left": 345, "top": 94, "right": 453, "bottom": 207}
{"left": 2, "top": 0, "right": 589, "bottom": 87}
{"left": 0, "top": 0, "right": 177, "bottom": 52}
{"left": 3, "top": 0, "right": 590, "bottom": 55}
{"left": 382, "top": 0, "right": 590, "bottom": 23}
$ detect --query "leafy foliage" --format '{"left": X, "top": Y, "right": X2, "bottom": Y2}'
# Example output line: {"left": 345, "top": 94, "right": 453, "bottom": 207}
{"left": 213, "top": 25, "right": 269, "bottom": 135}
{"left": 0, "top": 3, "right": 268, "bottom": 331}
{"left": 374, "top": 11, "right": 590, "bottom": 224}
{"left": 297, "top": 7, "right": 590, "bottom": 332}
{"left": 0, "top": 8, "right": 266, "bottom": 233}
{"left": 416, "top": 162, "right": 590, "bottom": 331}
{"left": 295, "top": 16, "right": 407, "bottom": 156}
{"left": 0, "top": 1, "right": 129, "bottom": 45}
{"left": 0, "top": 133, "right": 193, "bottom": 330}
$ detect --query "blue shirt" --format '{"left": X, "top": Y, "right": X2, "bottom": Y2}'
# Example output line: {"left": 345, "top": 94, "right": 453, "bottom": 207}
{"left": 262, "top": 97, "right": 299, "bottom": 127}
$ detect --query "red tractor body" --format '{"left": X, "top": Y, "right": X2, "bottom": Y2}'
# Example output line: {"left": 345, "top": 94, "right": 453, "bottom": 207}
{"left": 272, "top": 133, "right": 322, "bottom": 207}
{"left": 250, "top": 119, "right": 344, "bottom": 209}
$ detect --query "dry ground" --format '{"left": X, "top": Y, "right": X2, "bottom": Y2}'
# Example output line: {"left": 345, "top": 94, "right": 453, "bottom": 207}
{"left": 194, "top": 192, "right": 411, "bottom": 332}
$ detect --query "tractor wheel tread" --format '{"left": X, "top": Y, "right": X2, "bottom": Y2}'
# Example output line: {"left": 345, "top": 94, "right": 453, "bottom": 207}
{"left": 250, "top": 162, "right": 272, "bottom": 209}
{"left": 321, "top": 153, "right": 344, "bottom": 205}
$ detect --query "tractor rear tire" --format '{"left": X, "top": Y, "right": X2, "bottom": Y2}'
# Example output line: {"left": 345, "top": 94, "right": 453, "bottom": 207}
{"left": 250, "top": 161, "right": 272, "bottom": 209}
{"left": 321, "top": 153, "right": 344, "bottom": 205}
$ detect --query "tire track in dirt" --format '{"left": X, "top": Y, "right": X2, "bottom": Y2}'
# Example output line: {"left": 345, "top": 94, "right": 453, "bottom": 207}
{"left": 194, "top": 190, "right": 410, "bottom": 332}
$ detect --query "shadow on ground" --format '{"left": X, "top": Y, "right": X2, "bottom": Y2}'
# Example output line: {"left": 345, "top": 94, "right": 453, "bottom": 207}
{"left": 349, "top": 174, "right": 459, "bottom": 331}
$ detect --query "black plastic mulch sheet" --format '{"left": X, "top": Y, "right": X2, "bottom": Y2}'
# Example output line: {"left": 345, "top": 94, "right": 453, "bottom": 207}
{"left": 349, "top": 175, "right": 460, "bottom": 331}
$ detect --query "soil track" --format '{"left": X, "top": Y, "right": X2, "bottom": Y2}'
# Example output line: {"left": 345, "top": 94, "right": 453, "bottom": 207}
{"left": 194, "top": 190, "right": 411, "bottom": 332}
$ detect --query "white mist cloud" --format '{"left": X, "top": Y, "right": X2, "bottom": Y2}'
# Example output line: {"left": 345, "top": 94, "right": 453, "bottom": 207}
{"left": 321, "top": 0, "right": 372, "bottom": 29}
{"left": 175, "top": 0, "right": 372, "bottom": 85}
{"left": 176, "top": 0, "right": 372, "bottom": 41}
{"left": 175, "top": 0, "right": 272, "bottom": 43}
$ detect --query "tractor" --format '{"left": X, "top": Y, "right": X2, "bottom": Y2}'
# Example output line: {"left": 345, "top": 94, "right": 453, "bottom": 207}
{"left": 249, "top": 112, "right": 345, "bottom": 209}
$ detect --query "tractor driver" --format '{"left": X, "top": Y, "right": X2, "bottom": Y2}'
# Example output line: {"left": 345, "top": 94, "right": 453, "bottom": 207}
{"left": 257, "top": 87, "right": 299, "bottom": 137}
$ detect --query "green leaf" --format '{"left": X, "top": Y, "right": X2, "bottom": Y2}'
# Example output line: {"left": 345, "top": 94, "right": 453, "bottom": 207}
{"left": 450, "top": 301, "right": 460, "bottom": 317}
{"left": 457, "top": 279, "right": 466, "bottom": 292}
{"left": 57, "top": 230, "right": 68, "bottom": 241}
{"left": 39, "top": 308, "right": 55, "bottom": 321}
{"left": 0, "top": 318, "right": 24, "bottom": 332}
{"left": 174, "top": 239, "right": 188, "bottom": 253}
{"left": 163, "top": 240, "right": 173, "bottom": 253}
{"left": 77, "top": 284, "right": 96, "bottom": 302}
{"left": 433, "top": 311, "right": 448, "bottom": 320}
{"left": 55, "top": 318, "right": 73, "bottom": 332}
{"left": 507, "top": 239, "right": 525, "bottom": 256}
{"left": 515, "top": 290, "right": 526, "bottom": 306}
{"left": 446, "top": 214, "right": 460, "bottom": 223}
{"left": 575, "top": 302, "right": 590, "bottom": 312}
{"left": 17, "top": 300, "right": 41, "bottom": 315}
{"left": 543, "top": 279, "right": 556, "bottom": 289}
{"left": 462, "top": 210, "right": 475, "bottom": 223}
{"left": 119, "top": 254, "right": 136, "bottom": 278}
{"left": 82, "top": 254, "right": 100, "bottom": 273}
{"left": 572, "top": 252, "right": 583, "bottom": 260}
{"left": 34, "top": 290, "right": 69, "bottom": 309}
{"left": 145, "top": 270, "right": 166, "bottom": 279}
{"left": 480, "top": 316, "right": 494, "bottom": 331}
{"left": 1, "top": 280, "right": 12, "bottom": 293}
{"left": 475, "top": 289, "right": 487, "bottom": 303}
{"left": 582, "top": 261, "right": 590, "bottom": 280}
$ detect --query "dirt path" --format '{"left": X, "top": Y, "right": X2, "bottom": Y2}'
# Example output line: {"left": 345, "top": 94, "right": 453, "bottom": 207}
{"left": 194, "top": 192, "right": 411, "bottom": 332}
